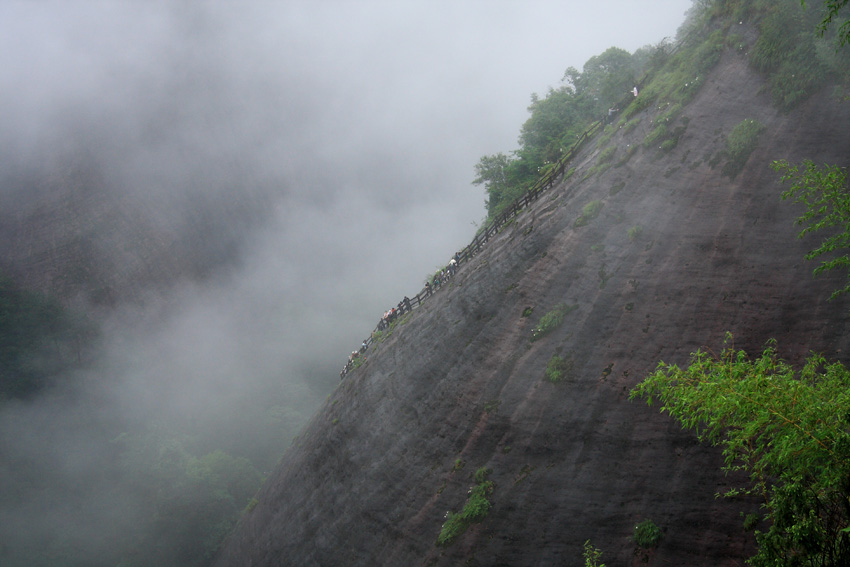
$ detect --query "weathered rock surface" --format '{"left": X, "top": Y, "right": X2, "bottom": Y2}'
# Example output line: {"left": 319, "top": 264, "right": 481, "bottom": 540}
{"left": 212, "top": 46, "right": 850, "bottom": 567}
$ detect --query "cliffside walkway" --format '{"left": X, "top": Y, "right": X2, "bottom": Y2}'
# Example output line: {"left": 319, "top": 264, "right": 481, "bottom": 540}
{"left": 340, "top": 38, "right": 688, "bottom": 377}
{"left": 340, "top": 113, "right": 609, "bottom": 378}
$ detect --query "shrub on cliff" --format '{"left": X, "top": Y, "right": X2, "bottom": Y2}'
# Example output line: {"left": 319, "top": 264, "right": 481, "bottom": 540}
{"left": 630, "top": 336, "right": 850, "bottom": 566}
{"left": 437, "top": 467, "right": 494, "bottom": 547}
{"left": 531, "top": 303, "right": 577, "bottom": 342}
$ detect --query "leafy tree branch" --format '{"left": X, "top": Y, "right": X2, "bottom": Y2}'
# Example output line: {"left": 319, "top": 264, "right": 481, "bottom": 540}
{"left": 773, "top": 159, "right": 850, "bottom": 300}
{"left": 630, "top": 336, "right": 850, "bottom": 566}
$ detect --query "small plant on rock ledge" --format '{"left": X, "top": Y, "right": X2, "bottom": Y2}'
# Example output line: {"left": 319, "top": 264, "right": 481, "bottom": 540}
{"left": 583, "top": 540, "right": 606, "bottom": 567}
{"left": 531, "top": 303, "right": 577, "bottom": 342}
{"left": 436, "top": 467, "right": 494, "bottom": 547}
{"left": 545, "top": 354, "right": 574, "bottom": 384}
{"left": 575, "top": 200, "right": 604, "bottom": 228}
{"left": 633, "top": 519, "right": 662, "bottom": 548}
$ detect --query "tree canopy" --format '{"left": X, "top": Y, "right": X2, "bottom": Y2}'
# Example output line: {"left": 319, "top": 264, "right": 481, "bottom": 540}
{"left": 473, "top": 46, "right": 646, "bottom": 220}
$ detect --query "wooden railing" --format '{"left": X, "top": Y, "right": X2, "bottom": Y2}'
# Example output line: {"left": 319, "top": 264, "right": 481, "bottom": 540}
{"left": 339, "top": 115, "right": 609, "bottom": 377}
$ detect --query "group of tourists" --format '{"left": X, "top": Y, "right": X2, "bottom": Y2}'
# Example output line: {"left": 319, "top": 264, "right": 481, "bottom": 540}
{"left": 338, "top": 252, "right": 464, "bottom": 380}
{"left": 424, "top": 255, "right": 459, "bottom": 296}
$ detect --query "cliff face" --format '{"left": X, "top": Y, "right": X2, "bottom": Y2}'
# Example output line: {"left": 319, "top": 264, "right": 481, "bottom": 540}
{"left": 213, "top": 49, "right": 850, "bottom": 566}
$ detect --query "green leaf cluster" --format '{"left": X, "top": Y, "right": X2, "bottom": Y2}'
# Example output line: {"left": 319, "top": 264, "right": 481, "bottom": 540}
{"left": 809, "top": 0, "right": 850, "bottom": 46}
{"left": 574, "top": 200, "right": 604, "bottom": 228}
{"left": 531, "top": 303, "right": 577, "bottom": 342}
{"left": 722, "top": 118, "right": 765, "bottom": 178}
{"left": 545, "top": 353, "right": 574, "bottom": 384}
{"left": 475, "top": 46, "right": 651, "bottom": 221}
{"left": 437, "top": 467, "right": 494, "bottom": 547}
{"left": 583, "top": 540, "right": 606, "bottom": 567}
{"left": 751, "top": 0, "right": 833, "bottom": 111}
{"left": 633, "top": 519, "right": 663, "bottom": 548}
{"left": 623, "top": 30, "right": 724, "bottom": 121}
{"left": 630, "top": 336, "right": 850, "bottom": 566}
{"left": 774, "top": 158, "right": 850, "bottom": 300}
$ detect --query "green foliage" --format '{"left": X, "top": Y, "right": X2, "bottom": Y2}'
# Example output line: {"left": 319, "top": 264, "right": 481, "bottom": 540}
{"left": 622, "top": 117, "right": 641, "bottom": 133}
{"left": 659, "top": 139, "right": 678, "bottom": 152}
{"left": 244, "top": 497, "right": 259, "bottom": 513}
{"left": 520, "top": 87, "right": 584, "bottom": 163}
{"left": 751, "top": 0, "right": 832, "bottom": 110}
{"left": 630, "top": 336, "right": 850, "bottom": 566}
{"left": 437, "top": 467, "right": 495, "bottom": 547}
{"left": 575, "top": 200, "right": 604, "bottom": 228}
{"left": 475, "top": 45, "right": 643, "bottom": 222}
{"left": 774, "top": 158, "right": 850, "bottom": 300}
{"left": 0, "top": 274, "right": 94, "bottom": 400}
{"left": 624, "top": 29, "right": 724, "bottom": 120}
{"left": 545, "top": 354, "right": 574, "bottom": 384}
{"left": 633, "top": 519, "right": 663, "bottom": 548}
{"left": 628, "top": 225, "right": 644, "bottom": 241}
{"left": 473, "top": 466, "right": 491, "bottom": 483}
{"left": 570, "top": 47, "right": 638, "bottom": 117}
{"left": 610, "top": 182, "right": 626, "bottom": 195}
{"left": 597, "top": 146, "right": 616, "bottom": 165}
{"left": 474, "top": 152, "right": 528, "bottom": 218}
{"left": 722, "top": 118, "right": 765, "bottom": 177}
{"left": 643, "top": 123, "right": 668, "bottom": 149}
{"left": 805, "top": 0, "right": 850, "bottom": 46}
{"left": 583, "top": 540, "right": 606, "bottom": 567}
{"left": 531, "top": 303, "right": 577, "bottom": 341}
{"left": 112, "top": 433, "right": 265, "bottom": 567}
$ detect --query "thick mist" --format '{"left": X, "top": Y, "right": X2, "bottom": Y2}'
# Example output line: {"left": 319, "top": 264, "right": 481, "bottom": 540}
{"left": 0, "top": 1, "right": 691, "bottom": 565}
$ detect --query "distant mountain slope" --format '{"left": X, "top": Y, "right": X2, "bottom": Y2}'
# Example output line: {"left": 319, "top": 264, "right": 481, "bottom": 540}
{"left": 0, "top": 152, "right": 272, "bottom": 309}
{"left": 212, "top": 29, "right": 850, "bottom": 567}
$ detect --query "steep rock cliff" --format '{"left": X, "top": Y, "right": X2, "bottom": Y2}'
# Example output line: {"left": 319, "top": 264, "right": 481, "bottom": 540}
{"left": 213, "top": 48, "right": 850, "bottom": 566}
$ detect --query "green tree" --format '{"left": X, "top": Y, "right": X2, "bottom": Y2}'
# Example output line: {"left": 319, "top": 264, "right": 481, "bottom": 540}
{"left": 773, "top": 159, "right": 850, "bottom": 300}
{"left": 473, "top": 152, "right": 513, "bottom": 217}
{"left": 630, "top": 337, "right": 850, "bottom": 566}
{"left": 518, "top": 87, "right": 582, "bottom": 163}
{"left": 802, "top": 0, "right": 850, "bottom": 45}
{"left": 570, "top": 47, "right": 637, "bottom": 118}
